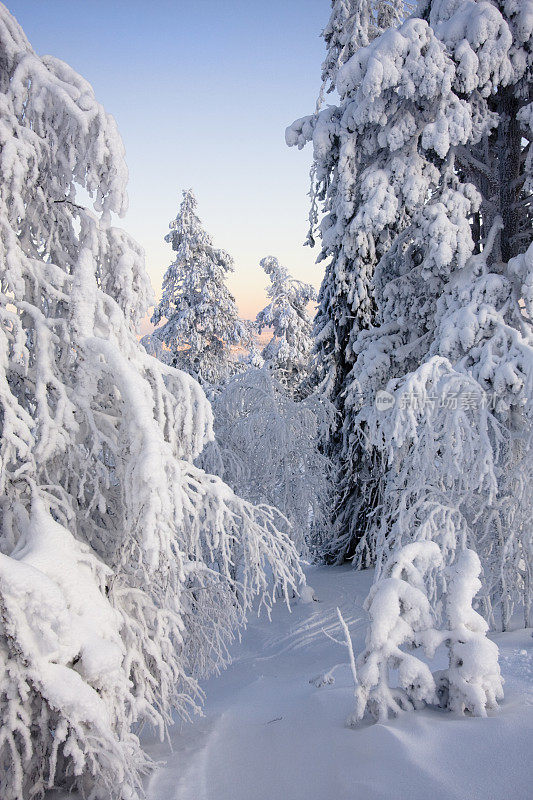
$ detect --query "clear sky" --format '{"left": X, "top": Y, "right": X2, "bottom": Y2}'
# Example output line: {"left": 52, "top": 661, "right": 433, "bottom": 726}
{"left": 7, "top": 0, "right": 329, "bottom": 328}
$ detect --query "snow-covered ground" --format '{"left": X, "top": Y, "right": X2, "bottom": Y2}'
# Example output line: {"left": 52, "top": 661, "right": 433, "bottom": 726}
{"left": 143, "top": 566, "right": 533, "bottom": 800}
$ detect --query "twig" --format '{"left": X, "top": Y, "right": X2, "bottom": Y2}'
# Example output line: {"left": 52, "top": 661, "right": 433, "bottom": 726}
{"left": 53, "top": 198, "right": 85, "bottom": 211}
{"left": 336, "top": 608, "right": 358, "bottom": 691}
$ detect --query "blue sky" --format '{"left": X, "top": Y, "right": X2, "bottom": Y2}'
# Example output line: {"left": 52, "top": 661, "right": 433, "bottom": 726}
{"left": 8, "top": 0, "right": 329, "bottom": 325}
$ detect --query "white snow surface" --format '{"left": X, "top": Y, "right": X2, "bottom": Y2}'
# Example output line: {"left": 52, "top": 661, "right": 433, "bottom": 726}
{"left": 48, "top": 565, "right": 532, "bottom": 800}
{"left": 135, "top": 566, "right": 532, "bottom": 800}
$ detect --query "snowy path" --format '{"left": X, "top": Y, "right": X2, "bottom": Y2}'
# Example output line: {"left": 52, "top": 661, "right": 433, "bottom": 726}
{"left": 143, "top": 566, "right": 533, "bottom": 800}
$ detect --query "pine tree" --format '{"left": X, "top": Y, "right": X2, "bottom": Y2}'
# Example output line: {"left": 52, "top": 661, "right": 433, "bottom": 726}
{"left": 289, "top": 0, "right": 533, "bottom": 627}
{"left": 440, "top": 549, "right": 503, "bottom": 717}
{"left": 0, "top": 9, "right": 302, "bottom": 799}
{"left": 349, "top": 542, "right": 443, "bottom": 723}
{"left": 256, "top": 256, "right": 316, "bottom": 395}
{"left": 151, "top": 189, "right": 248, "bottom": 385}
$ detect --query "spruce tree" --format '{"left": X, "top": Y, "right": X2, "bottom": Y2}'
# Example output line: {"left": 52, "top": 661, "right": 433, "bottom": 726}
{"left": 151, "top": 190, "right": 248, "bottom": 385}
{"left": 343, "top": 0, "right": 533, "bottom": 626}
{"left": 289, "top": 0, "right": 533, "bottom": 629}
{"left": 256, "top": 256, "right": 316, "bottom": 395}
{"left": 287, "top": 0, "right": 404, "bottom": 562}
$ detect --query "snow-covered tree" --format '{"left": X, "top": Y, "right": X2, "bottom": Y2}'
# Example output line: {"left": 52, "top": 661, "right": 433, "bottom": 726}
{"left": 319, "top": 0, "right": 375, "bottom": 101}
{"left": 349, "top": 543, "right": 503, "bottom": 723}
{"left": 287, "top": 0, "right": 406, "bottom": 562}
{"left": 349, "top": 542, "right": 442, "bottom": 723}
{"left": 199, "top": 367, "right": 334, "bottom": 557}
{"left": 150, "top": 189, "right": 248, "bottom": 386}
{"left": 344, "top": 0, "right": 533, "bottom": 624}
{"left": 0, "top": 9, "right": 302, "bottom": 799}
{"left": 0, "top": 500, "right": 151, "bottom": 800}
{"left": 256, "top": 256, "right": 316, "bottom": 395}
{"left": 288, "top": 0, "right": 533, "bottom": 626}
{"left": 439, "top": 549, "right": 503, "bottom": 717}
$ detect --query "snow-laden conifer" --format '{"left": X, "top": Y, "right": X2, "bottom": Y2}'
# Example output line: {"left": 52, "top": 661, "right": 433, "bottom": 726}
{"left": 0, "top": 8, "right": 302, "bottom": 798}
{"left": 256, "top": 256, "right": 316, "bottom": 395}
{"left": 287, "top": 0, "right": 406, "bottom": 562}
{"left": 349, "top": 542, "right": 442, "bottom": 723}
{"left": 150, "top": 189, "right": 248, "bottom": 385}
{"left": 350, "top": 542, "right": 503, "bottom": 723}
{"left": 288, "top": 0, "right": 533, "bottom": 624}
{"left": 439, "top": 549, "right": 504, "bottom": 717}
{"left": 341, "top": 0, "right": 533, "bottom": 625}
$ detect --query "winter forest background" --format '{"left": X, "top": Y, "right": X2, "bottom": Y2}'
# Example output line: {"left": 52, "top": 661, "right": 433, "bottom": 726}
{"left": 0, "top": 1, "right": 532, "bottom": 799}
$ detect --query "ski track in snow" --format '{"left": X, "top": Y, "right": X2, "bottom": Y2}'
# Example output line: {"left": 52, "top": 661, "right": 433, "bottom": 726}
{"left": 142, "top": 566, "right": 533, "bottom": 800}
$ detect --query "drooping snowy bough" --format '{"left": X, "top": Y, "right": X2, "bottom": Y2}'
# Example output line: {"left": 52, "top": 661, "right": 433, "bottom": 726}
{"left": 0, "top": 7, "right": 302, "bottom": 799}
{"left": 199, "top": 366, "right": 334, "bottom": 557}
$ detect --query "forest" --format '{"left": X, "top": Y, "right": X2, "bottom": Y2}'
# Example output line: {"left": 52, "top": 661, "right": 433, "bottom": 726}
{"left": 0, "top": 1, "right": 531, "bottom": 799}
